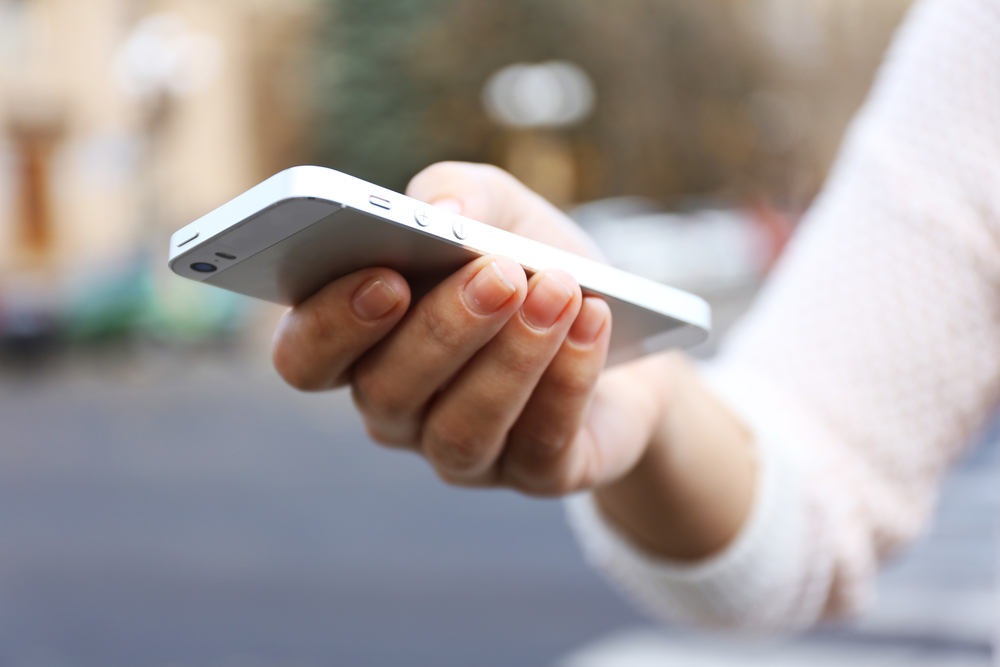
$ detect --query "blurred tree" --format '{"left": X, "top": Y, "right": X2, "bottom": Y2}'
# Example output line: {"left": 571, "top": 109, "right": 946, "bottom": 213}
{"left": 311, "top": 0, "right": 910, "bottom": 206}
{"left": 311, "top": 0, "right": 550, "bottom": 191}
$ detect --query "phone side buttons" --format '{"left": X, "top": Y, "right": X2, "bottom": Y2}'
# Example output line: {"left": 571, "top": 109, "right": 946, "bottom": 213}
{"left": 452, "top": 219, "right": 469, "bottom": 240}
{"left": 413, "top": 208, "right": 432, "bottom": 227}
{"left": 370, "top": 195, "right": 391, "bottom": 210}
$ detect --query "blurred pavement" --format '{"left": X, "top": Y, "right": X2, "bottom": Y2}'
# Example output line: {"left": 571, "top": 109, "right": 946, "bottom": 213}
{"left": 0, "top": 339, "right": 994, "bottom": 667}
{"left": 0, "top": 347, "right": 645, "bottom": 667}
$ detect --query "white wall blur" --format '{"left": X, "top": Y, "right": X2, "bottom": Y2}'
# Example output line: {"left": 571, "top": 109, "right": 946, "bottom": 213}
{"left": 0, "top": 0, "right": 315, "bottom": 293}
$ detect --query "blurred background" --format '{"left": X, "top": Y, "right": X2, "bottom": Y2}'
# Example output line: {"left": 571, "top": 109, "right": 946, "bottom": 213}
{"left": 1, "top": 0, "right": 995, "bottom": 665}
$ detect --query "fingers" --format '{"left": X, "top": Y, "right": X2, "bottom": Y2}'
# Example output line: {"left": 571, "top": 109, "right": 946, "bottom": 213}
{"left": 274, "top": 251, "right": 615, "bottom": 497}
{"left": 420, "top": 270, "right": 584, "bottom": 484}
{"left": 272, "top": 268, "right": 410, "bottom": 392}
{"left": 406, "top": 162, "right": 605, "bottom": 261}
{"left": 499, "top": 297, "right": 612, "bottom": 495}
{"left": 351, "top": 255, "right": 528, "bottom": 448}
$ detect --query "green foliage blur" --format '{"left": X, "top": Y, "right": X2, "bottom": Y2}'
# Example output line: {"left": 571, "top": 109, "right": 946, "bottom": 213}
{"left": 312, "top": 0, "right": 553, "bottom": 191}
{"left": 310, "top": 0, "right": 768, "bottom": 201}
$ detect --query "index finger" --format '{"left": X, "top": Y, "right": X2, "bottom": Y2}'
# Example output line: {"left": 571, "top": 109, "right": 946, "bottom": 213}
{"left": 272, "top": 268, "right": 411, "bottom": 392}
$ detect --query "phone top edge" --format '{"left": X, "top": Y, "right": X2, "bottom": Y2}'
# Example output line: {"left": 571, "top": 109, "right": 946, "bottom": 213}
{"left": 169, "top": 168, "right": 305, "bottom": 266}
{"left": 168, "top": 166, "right": 712, "bottom": 336}
{"left": 168, "top": 166, "right": 402, "bottom": 268}
{"left": 427, "top": 212, "right": 713, "bottom": 332}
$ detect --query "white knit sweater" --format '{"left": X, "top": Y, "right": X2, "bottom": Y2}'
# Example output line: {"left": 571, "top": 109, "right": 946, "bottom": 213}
{"left": 567, "top": 0, "right": 1000, "bottom": 631}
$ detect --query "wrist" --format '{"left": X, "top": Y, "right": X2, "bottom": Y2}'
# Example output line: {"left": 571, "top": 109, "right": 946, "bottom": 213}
{"left": 593, "top": 353, "right": 756, "bottom": 562}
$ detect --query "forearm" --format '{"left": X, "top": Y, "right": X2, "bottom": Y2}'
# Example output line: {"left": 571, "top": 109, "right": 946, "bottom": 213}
{"left": 575, "top": 0, "right": 1000, "bottom": 630}
{"left": 593, "top": 353, "right": 757, "bottom": 562}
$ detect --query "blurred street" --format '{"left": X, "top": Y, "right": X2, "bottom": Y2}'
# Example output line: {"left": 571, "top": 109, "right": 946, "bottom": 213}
{"left": 0, "top": 346, "right": 646, "bottom": 667}
{"left": 0, "top": 338, "right": 994, "bottom": 667}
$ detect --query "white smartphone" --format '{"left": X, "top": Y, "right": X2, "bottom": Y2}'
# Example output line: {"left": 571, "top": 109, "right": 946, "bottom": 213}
{"left": 168, "top": 166, "right": 710, "bottom": 365}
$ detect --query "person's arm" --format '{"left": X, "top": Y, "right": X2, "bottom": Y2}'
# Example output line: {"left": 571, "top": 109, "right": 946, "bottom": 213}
{"left": 566, "top": 0, "right": 1000, "bottom": 629}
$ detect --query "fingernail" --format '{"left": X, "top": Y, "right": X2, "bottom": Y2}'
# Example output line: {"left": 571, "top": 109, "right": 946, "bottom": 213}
{"left": 569, "top": 298, "right": 608, "bottom": 345}
{"left": 352, "top": 277, "right": 401, "bottom": 321}
{"left": 432, "top": 198, "right": 463, "bottom": 215}
{"left": 465, "top": 261, "right": 517, "bottom": 315}
{"left": 522, "top": 273, "right": 573, "bottom": 330}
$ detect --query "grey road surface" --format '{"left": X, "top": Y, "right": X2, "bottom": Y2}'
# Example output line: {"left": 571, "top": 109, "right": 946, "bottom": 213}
{"left": 0, "top": 349, "right": 645, "bottom": 667}
{"left": 0, "top": 345, "right": 995, "bottom": 666}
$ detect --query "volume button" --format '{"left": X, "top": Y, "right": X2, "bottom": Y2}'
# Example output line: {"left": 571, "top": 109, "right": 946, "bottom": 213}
{"left": 413, "top": 208, "right": 432, "bottom": 227}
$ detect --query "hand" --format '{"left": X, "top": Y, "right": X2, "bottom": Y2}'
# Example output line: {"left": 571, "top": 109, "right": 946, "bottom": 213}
{"left": 273, "top": 162, "right": 755, "bottom": 559}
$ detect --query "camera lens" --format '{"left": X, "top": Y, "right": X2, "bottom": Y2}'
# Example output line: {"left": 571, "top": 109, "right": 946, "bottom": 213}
{"left": 191, "top": 262, "right": 217, "bottom": 273}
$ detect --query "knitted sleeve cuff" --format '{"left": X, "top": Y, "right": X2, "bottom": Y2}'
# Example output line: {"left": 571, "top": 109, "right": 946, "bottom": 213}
{"left": 565, "top": 365, "right": 817, "bottom": 631}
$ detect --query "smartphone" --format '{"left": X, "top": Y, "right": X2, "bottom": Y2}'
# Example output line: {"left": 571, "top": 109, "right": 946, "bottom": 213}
{"left": 168, "top": 166, "right": 710, "bottom": 365}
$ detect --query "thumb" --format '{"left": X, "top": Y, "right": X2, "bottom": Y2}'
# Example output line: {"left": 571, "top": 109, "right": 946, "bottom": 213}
{"left": 405, "top": 162, "right": 604, "bottom": 261}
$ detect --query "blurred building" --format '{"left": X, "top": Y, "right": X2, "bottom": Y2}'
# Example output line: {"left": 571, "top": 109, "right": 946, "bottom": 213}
{"left": 0, "top": 0, "right": 316, "bottom": 338}
{"left": 0, "top": 0, "right": 919, "bottom": 341}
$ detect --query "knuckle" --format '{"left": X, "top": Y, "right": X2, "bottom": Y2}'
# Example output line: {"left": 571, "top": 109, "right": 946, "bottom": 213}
{"left": 423, "top": 425, "right": 492, "bottom": 475}
{"left": 351, "top": 363, "right": 408, "bottom": 421}
{"left": 509, "top": 430, "right": 571, "bottom": 461}
{"left": 418, "top": 306, "right": 466, "bottom": 357}
{"left": 303, "top": 303, "right": 341, "bottom": 347}
{"left": 495, "top": 353, "right": 540, "bottom": 384}
{"left": 501, "top": 430, "right": 586, "bottom": 497}
{"left": 546, "top": 365, "right": 598, "bottom": 401}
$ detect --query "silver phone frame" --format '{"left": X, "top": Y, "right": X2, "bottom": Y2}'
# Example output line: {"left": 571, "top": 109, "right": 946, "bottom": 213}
{"left": 168, "top": 166, "right": 711, "bottom": 365}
